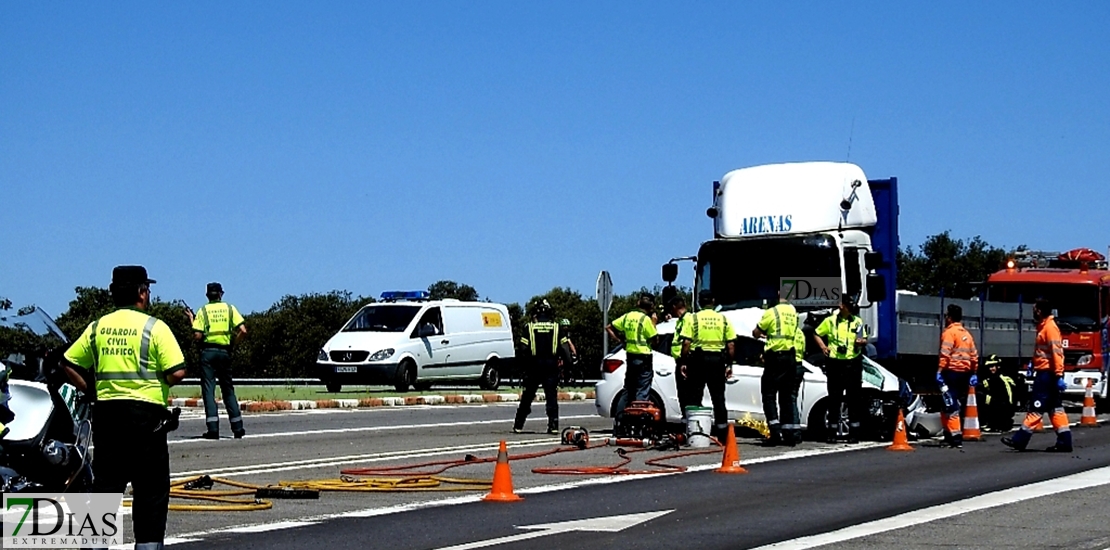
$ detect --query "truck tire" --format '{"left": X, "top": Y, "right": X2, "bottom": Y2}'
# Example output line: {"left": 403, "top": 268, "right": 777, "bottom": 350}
{"left": 394, "top": 361, "right": 416, "bottom": 392}
{"left": 478, "top": 360, "right": 500, "bottom": 391}
{"left": 325, "top": 382, "right": 342, "bottom": 393}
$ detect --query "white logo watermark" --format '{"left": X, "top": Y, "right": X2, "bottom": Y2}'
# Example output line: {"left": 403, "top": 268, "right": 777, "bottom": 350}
{"left": 2, "top": 493, "right": 123, "bottom": 548}
{"left": 780, "top": 277, "right": 842, "bottom": 308}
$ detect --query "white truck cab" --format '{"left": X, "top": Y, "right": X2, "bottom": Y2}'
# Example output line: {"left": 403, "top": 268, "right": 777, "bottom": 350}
{"left": 316, "top": 291, "right": 515, "bottom": 392}
{"left": 686, "top": 162, "right": 888, "bottom": 340}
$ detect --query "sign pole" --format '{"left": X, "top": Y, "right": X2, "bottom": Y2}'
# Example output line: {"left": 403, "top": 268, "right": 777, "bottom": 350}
{"left": 597, "top": 271, "right": 614, "bottom": 356}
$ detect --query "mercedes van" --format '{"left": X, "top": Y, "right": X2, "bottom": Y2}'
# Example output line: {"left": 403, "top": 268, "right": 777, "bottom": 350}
{"left": 316, "top": 291, "right": 515, "bottom": 392}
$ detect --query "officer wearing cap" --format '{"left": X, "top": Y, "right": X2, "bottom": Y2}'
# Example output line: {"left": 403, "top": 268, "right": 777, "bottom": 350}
{"left": 606, "top": 293, "right": 659, "bottom": 404}
{"left": 184, "top": 282, "right": 247, "bottom": 439}
{"left": 62, "top": 266, "right": 186, "bottom": 550}
{"left": 753, "top": 286, "right": 801, "bottom": 446}
{"left": 813, "top": 295, "right": 868, "bottom": 443}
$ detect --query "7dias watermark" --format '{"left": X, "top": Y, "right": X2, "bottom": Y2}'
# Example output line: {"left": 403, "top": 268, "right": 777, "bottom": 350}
{"left": 780, "top": 277, "right": 842, "bottom": 308}
{"left": 2, "top": 493, "right": 123, "bottom": 548}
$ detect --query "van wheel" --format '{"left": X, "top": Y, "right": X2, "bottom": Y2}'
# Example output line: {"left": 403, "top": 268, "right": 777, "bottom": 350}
{"left": 325, "top": 382, "right": 342, "bottom": 393}
{"left": 395, "top": 361, "right": 416, "bottom": 392}
{"left": 479, "top": 360, "right": 500, "bottom": 391}
{"left": 413, "top": 382, "right": 432, "bottom": 392}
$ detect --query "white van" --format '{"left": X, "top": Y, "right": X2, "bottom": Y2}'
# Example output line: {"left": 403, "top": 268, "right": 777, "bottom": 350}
{"left": 316, "top": 291, "right": 515, "bottom": 392}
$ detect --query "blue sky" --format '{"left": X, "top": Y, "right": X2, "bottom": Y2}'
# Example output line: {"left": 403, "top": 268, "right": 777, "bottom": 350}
{"left": 3, "top": 3, "right": 1108, "bottom": 318}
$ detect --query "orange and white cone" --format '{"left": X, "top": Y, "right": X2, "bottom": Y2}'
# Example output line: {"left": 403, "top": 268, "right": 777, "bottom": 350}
{"left": 1080, "top": 378, "right": 1100, "bottom": 427}
{"left": 715, "top": 422, "right": 748, "bottom": 474}
{"left": 887, "top": 409, "right": 914, "bottom": 451}
{"left": 962, "top": 386, "right": 982, "bottom": 441}
{"left": 482, "top": 440, "right": 522, "bottom": 502}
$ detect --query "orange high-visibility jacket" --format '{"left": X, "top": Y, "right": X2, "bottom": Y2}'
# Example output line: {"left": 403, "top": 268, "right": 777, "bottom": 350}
{"left": 939, "top": 322, "right": 978, "bottom": 372}
{"left": 1033, "top": 316, "right": 1065, "bottom": 376}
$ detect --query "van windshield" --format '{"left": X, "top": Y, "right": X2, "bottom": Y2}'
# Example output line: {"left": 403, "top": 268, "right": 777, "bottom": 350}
{"left": 342, "top": 305, "right": 421, "bottom": 332}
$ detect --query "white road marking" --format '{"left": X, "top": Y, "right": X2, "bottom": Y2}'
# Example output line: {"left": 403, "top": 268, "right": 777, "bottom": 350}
{"left": 222, "top": 521, "right": 320, "bottom": 533}
{"left": 164, "top": 441, "right": 889, "bottom": 545}
{"left": 172, "top": 437, "right": 560, "bottom": 479}
{"left": 433, "top": 510, "right": 674, "bottom": 550}
{"left": 168, "top": 414, "right": 596, "bottom": 446}
{"left": 748, "top": 465, "right": 1110, "bottom": 549}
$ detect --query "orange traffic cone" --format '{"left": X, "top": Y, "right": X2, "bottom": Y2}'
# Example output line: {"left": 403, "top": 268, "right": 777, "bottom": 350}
{"left": 1080, "top": 378, "right": 1100, "bottom": 427}
{"left": 482, "top": 440, "right": 522, "bottom": 502}
{"left": 715, "top": 422, "right": 748, "bottom": 474}
{"left": 887, "top": 409, "right": 914, "bottom": 451}
{"left": 962, "top": 386, "right": 982, "bottom": 441}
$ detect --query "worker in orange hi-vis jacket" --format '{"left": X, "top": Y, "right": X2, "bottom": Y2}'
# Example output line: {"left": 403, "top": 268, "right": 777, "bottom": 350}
{"left": 936, "top": 304, "right": 979, "bottom": 449}
{"left": 1003, "top": 299, "right": 1072, "bottom": 452}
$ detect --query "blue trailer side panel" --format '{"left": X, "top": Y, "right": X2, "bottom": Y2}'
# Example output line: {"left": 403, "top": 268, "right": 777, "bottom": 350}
{"left": 868, "top": 177, "right": 899, "bottom": 360}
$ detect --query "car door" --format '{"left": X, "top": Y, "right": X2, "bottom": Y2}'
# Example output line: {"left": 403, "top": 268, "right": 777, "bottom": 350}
{"left": 412, "top": 307, "right": 448, "bottom": 379}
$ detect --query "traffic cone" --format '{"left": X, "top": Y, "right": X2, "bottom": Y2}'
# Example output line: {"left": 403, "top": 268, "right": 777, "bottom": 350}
{"left": 962, "top": 386, "right": 982, "bottom": 441}
{"left": 887, "top": 409, "right": 914, "bottom": 451}
{"left": 715, "top": 422, "right": 748, "bottom": 474}
{"left": 1080, "top": 378, "right": 1100, "bottom": 427}
{"left": 482, "top": 440, "right": 522, "bottom": 502}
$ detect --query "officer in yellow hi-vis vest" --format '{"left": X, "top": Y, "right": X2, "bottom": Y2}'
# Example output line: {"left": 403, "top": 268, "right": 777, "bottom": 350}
{"left": 62, "top": 266, "right": 186, "bottom": 550}
{"left": 679, "top": 290, "right": 736, "bottom": 438}
{"left": 752, "top": 287, "right": 801, "bottom": 446}
{"left": 513, "top": 301, "right": 566, "bottom": 434}
{"left": 185, "top": 282, "right": 247, "bottom": 439}
{"left": 668, "top": 296, "right": 695, "bottom": 411}
{"left": 606, "top": 293, "right": 659, "bottom": 405}
{"left": 814, "top": 295, "right": 869, "bottom": 443}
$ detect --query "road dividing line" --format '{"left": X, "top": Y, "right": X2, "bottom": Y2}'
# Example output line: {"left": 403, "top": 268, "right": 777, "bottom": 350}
{"left": 748, "top": 465, "right": 1110, "bottom": 550}
{"left": 168, "top": 414, "right": 596, "bottom": 446}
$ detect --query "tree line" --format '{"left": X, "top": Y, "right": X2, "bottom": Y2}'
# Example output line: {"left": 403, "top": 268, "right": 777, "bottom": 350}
{"left": 2, "top": 231, "right": 1017, "bottom": 379}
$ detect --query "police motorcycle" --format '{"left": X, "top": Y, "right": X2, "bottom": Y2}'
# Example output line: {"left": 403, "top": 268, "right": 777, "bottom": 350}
{"left": 0, "top": 349, "right": 94, "bottom": 494}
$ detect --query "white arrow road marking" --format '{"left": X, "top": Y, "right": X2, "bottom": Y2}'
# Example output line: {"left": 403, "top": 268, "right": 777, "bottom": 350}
{"left": 432, "top": 510, "right": 673, "bottom": 550}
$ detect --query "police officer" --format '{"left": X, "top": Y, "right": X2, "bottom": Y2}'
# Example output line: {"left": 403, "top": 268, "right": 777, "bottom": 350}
{"left": 185, "top": 282, "right": 247, "bottom": 439}
{"left": 668, "top": 296, "right": 695, "bottom": 411}
{"left": 753, "top": 288, "right": 800, "bottom": 446}
{"left": 557, "top": 318, "right": 578, "bottom": 384}
{"left": 1003, "top": 299, "right": 1072, "bottom": 452}
{"left": 679, "top": 290, "right": 736, "bottom": 438}
{"left": 513, "top": 301, "right": 565, "bottom": 434}
{"left": 606, "top": 293, "right": 659, "bottom": 404}
{"left": 980, "top": 354, "right": 1016, "bottom": 433}
{"left": 814, "top": 295, "right": 868, "bottom": 443}
{"left": 62, "top": 266, "right": 186, "bottom": 550}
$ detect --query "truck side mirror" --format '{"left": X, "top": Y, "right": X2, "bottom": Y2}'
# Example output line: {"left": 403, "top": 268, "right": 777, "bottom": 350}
{"left": 865, "top": 252, "right": 884, "bottom": 270}
{"left": 662, "top": 263, "right": 678, "bottom": 283}
{"left": 866, "top": 274, "right": 887, "bottom": 302}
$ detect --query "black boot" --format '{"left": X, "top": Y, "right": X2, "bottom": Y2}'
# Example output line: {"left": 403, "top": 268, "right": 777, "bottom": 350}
{"left": 547, "top": 420, "right": 559, "bottom": 435}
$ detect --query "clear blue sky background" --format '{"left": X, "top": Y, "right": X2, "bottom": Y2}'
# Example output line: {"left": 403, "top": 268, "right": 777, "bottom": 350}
{"left": 3, "top": 3, "right": 1108, "bottom": 318}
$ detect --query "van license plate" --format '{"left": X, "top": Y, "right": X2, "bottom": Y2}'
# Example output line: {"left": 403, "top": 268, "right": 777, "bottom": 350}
{"left": 335, "top": 366, "right": 358, "bottom": 373}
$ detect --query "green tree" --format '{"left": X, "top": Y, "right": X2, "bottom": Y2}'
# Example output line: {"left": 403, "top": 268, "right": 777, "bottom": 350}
{"left": 427, "top": 281, "right": 479, "bottom": 301}
{"left": 235, "top": 291, "right": 373, "bottom": 378}
{"left": 898, "top": 232, "right": 1011, "bottom": 299}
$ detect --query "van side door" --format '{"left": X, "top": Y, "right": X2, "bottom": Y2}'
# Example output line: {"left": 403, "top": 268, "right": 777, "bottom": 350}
{"left": 411, "top": 307, "right": 447, "bottom": 378}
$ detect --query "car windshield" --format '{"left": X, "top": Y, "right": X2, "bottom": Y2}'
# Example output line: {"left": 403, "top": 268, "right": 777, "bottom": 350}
{"left": 696, "top": 235, "right": 842, "bottom": 312}
{"left": 342, "top": 305, "right": 421, "bottom": 332}
{"left": 987, "top": 283, "right": 1101, "bottom": 332}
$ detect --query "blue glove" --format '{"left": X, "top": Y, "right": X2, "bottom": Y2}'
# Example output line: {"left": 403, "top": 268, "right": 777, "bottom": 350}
{"left": 1057, "top": 377, "right": 1068, "bottom": 392}
{"left": 936, "top": 371, "right": 946, "bottom": 387}
{"left": 969, "top": 374, "right": 978, "bottom": 387}
{"left": 1025, "top": 362, "right": 1034, "bottom": 378}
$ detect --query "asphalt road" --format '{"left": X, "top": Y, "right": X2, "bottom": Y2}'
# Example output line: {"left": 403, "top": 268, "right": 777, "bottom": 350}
{"left": 152, "top": 405, "right": 1110, "bottom": 550}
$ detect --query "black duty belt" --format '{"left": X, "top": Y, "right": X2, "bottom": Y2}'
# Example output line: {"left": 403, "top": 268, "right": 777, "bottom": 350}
{"left": 200, "top": 343, "right": 232, "bottom": 351}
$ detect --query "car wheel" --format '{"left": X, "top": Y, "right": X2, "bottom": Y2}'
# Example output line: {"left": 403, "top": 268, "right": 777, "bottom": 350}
{"left": 806, "top": 401, "right": 828, "bottom": 441}
{"left": 394, "top": 361, "right": 416, "bottom": 392}
{"left": 413, "top": 381, "right": 432, "bottom": 392}
{"left": 479, "top": 360, "right": 500, "bottom": 391}
{"left": 325, "top": 382, "right": 342, "bottom": 393}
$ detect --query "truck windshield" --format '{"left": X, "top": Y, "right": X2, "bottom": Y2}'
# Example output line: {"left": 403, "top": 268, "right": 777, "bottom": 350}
{"left": 342, "top": 305, "right": 421, "bottom": 332}
{"left": 986, "top": 283, "right": 1101, "bottom": 332}
{"left": 696, "top": 235, "right": 841, "bottom": 311}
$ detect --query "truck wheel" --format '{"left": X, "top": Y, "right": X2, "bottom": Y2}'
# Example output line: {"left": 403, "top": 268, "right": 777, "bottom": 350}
{"left": 325, "top": 382, "right": 342, "bottom": 393}
{"left": 479, "top": 360, "right": 500, "bottom": 391}
{"left": 394, "top": 361, "right": 416, "bottom": 392}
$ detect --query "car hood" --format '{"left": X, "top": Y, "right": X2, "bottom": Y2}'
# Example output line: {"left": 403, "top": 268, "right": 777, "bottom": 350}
{"left": 324, "top": 331, "right": 405, "bottom": 353}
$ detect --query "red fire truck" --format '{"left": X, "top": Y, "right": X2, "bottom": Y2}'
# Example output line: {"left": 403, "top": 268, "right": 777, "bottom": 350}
{"left": 986, "top": 248, "right": 1109, "bottom": 399}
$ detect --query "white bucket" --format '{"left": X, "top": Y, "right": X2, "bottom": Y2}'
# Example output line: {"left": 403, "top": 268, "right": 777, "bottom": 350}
{"left": 685, "top": 406, "right": 713, "bottom": 448}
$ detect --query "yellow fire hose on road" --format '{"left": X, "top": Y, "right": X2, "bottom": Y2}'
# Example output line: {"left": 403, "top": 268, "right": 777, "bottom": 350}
{"left": 129, "top": 474, "right": 493, "bottom": 512}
